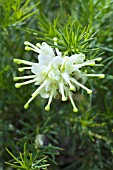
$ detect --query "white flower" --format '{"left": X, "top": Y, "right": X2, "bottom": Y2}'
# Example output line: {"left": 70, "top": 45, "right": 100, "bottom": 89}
{"left": 13, "top": 39, "right": 105, "bottom": 112}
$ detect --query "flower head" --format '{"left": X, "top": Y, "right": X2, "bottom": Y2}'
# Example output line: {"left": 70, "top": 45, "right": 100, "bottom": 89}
{"left": 14, "top": 39, "right": 105, "bottom": 112}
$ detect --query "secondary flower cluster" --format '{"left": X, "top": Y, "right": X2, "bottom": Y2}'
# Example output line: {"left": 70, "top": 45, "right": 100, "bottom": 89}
{"left": 14, "top": 39, "right": 104, "bottom": 112}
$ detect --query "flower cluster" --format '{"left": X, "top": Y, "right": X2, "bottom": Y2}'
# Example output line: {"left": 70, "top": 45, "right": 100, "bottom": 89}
{"left": 13, "top": 38, "right": 105, "bottom": 112}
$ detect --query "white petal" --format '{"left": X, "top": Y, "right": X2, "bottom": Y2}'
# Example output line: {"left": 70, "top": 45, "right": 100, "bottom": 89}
{"left": 68, "top": 54, "right": 85, "bottom": 65}
{"left": 31, "top": 64, "right": 45, "bottom": 75}
{"left": 51, "top": 56, "right": 63, "bottom": 68}
{"left": 45, "top": 81, "right": 52, "bottom": 91}
{"left": 40, "top": 42, "right": 55, "bottom": 57}
{"left": 39, "top": 89, "right": 50, "bottom": 98}
{"left": 38, "top": 53, "right": 53, "bottom": 66}
{"left": 48, "top": 70, "right": 61, "bottom": 80}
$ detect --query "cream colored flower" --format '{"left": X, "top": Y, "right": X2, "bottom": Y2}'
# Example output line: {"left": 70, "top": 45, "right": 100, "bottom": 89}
{"left": 14, "top": 39, "right": 105, "bottom": 112}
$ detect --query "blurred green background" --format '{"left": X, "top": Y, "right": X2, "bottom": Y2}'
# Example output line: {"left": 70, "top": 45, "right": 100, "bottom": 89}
{"left": 0, "top": 0, "right": 113, "bottom": 169}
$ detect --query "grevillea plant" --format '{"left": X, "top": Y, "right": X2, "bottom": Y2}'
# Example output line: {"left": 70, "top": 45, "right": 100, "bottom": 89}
{"left": 13, "top": 38, "right": 105, "bottom": 112}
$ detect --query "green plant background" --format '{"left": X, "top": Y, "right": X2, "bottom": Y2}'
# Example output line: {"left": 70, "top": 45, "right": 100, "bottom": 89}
{"left": 0, "top": 0, "right": 113, "bottom": 169}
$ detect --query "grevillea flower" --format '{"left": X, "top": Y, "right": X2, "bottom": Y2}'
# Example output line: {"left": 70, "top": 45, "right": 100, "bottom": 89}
{"left": 13, "top": 38, "right": 105, "bottom": 112}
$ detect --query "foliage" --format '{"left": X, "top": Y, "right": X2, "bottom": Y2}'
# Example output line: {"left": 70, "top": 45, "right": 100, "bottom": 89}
{"left": 0, "top": 0, "right": 113, "bottom": 170}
